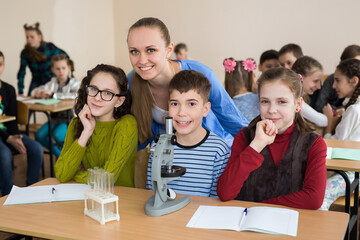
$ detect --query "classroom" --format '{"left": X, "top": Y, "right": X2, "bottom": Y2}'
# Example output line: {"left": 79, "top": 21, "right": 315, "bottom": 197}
{"left": 1, "top": 0, "right": 360, "bottom": 239}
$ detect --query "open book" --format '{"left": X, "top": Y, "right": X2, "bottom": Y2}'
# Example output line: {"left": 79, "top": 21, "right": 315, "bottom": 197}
{"left": 3, "top": 184, "right": 90, "bottom": 205}
{"left": 187, "top": 205, "right": 298, "bottom": 237}
{"left": 327, "top": 147, "right": 360, "bottom": 161}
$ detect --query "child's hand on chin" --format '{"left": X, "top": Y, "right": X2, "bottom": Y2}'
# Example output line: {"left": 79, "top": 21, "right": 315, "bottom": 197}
{"left": 250, "top": 119, "right": 278, "bottom": 153}
{"left": 79, "top": 104, "right": 96, "bottom": 133}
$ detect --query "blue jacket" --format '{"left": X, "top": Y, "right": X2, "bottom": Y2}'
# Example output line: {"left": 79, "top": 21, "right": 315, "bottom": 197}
{"left": 128, "top": 59, "right": 249, "bottom": 149}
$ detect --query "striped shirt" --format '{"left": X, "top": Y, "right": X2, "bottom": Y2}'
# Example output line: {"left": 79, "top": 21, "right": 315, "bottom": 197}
{"left": 146, "top": 131, "right": 230, "bottom": 197}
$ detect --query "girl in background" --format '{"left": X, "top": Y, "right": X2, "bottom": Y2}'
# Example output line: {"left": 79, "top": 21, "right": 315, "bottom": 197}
{"left": 320, "top": 59, "right": 360, "bottom": 210}
{"left": 18, "top": 22, "right": 69, "bottom": 95}
{"left": 217, "top": 68, "right": 327, "bottom": 210}
{"left": 32, "top": 54, "right": 80, "bottom": 158}
{"left": 127, "top": 17, "right": 248, "bottom": 149}
{"left": 224, "top": 57, "right": 259, "bottom": 122}
{"left": 292, "top": 56, "right": 333, "bottom": 127}
{"left": 55, "top": 64, "right": 138, "bottom": 187}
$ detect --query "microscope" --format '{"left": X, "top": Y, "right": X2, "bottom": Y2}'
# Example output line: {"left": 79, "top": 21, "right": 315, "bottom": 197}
{"left": 145, "top": 117, "right": 191, "bottom": 217}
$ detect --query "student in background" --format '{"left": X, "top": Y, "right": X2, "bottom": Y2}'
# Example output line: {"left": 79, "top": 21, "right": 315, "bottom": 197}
{"left": 217, "top": 68, "right": 327, "bottom": 210}
{"left": 320, "top": 59, "right": 360, "bottom": 210}
{"left": 18, "top": 22, "right": 69, "bottom": 95}
{"left": 31, "top": 54, "right": 80, "bottom": 158}
{"left": 278, "top": 43, "right": 304, "bottom": 69}
{"left": 174, "top": 43, "right": 189, "bottom": 60}
{"left": 292, "top": 56, "right": 332, "bottom": 128}
{"left": 0, "top": 51, "right": 43, "bottom": 196}
{"left": 55, "top": 64, "right": 138, "bottom": 187}
{"left": 223, "top": 57, "right": 259, "bottom": 122}
{"left": 258, "top": 50, "right": 281, "bottom": 73}
{"left": 146, "top": 70, "right": 229, "bottom": 197}
{"left": 314, "top": 45, "right": 360, "bottom": 113}
{"left": 127, "top": 17, "right": 248, "bottom": 150}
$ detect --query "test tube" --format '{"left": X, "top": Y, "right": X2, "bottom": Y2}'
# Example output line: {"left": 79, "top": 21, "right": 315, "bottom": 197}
{"left": 87, "top": 169, "right": 94, "bottom": 190}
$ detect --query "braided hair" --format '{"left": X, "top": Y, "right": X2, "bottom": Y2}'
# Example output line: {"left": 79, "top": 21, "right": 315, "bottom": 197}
{"left": 336, "top": 59, "right": 360, "bottom": 109}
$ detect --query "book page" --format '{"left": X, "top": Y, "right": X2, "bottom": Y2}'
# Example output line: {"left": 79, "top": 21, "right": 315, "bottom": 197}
{"left": 240, "top": 206, "right": 298, "bottom": 237}
{"left": 54, "top": 184, "right": 90, "bottom": 201}
{"left": 186, "top": 205, "right": 244, "bottom": 231}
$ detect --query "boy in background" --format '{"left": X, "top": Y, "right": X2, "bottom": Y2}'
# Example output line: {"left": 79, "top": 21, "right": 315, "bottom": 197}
{"left": 278, "top": 43, "right": 304, "bottom": 69}
{"left": 0, "top": 51, "right": 43, "bottom": 196}
{"left": 146, "top": 70, "right": 230, "bottom": 197}
{"left": 258, "top": 50, "right": 281, "bottom": 73}
{"left": 174, "top": 43, "right": 189, "bottom": 60}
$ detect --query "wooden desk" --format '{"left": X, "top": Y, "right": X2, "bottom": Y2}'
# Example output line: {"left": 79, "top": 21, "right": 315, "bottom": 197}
{"left": 0, "top": 115, "right": 16, "bottom": 124}
{"left": 22, "top": 99, "right": 74, "bottom": 177}
{"left": 0, "top": 178, "right": 348, "bottom": 240}
{"left": 325, "top": 139, "right": 360, "bottom": 240}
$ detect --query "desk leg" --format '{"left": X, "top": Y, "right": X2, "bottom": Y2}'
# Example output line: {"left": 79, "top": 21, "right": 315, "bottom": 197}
{"left": 334, "top": 170, "right": 359, "bottom": 240}
{"left": 43, "top": 112, "right": 55, "bottom": 177}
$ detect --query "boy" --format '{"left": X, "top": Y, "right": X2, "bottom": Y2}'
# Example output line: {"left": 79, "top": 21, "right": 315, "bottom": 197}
{"left": 278, "top": 43, "right": 304, "bottom": 69}
{"left": 258, "top": 50, "right": 281, "bottom": 73}
{"left": 0, "top": 51, "right": 43, "bottom": 196}
{"left": 146, "top": 70, "right": 230, "bottom": 197}
{"left": 174, "top": 43, "right": 189, "bottom": 60}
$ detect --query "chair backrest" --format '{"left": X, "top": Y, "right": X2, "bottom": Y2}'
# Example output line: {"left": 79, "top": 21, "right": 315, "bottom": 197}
{"left": 17, "top": 101, "right": 29, "bottom": 125}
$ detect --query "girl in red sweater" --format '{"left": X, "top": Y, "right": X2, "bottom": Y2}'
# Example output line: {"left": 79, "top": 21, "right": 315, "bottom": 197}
{"left": 217, "top": 68, "right": 327, "bottom": 210}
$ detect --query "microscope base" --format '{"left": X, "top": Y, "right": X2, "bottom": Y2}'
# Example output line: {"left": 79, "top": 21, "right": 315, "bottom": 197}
{"left": 145, "top": 195, "right": 190, "bottom": 217}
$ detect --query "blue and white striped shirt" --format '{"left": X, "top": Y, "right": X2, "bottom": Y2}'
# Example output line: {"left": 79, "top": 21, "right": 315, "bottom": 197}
{"left": 146, "top": 131, "right": 230, "bottom": 197}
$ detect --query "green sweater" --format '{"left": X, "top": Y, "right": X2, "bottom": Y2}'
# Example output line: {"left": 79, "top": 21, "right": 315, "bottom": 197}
{"left": 55, "top": 114, "right": 138, "bottom": 187}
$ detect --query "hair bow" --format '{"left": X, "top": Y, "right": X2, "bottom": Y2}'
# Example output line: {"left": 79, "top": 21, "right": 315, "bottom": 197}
{"left": 223, "top": 59, "right": 236, "bottom": 73}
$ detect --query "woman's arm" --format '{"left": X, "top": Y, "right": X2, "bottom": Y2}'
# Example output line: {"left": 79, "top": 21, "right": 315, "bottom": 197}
{"left": 17, "top": 50, "right": 28, "bottom": 94}
{"left": 262, "top": 136, "right": 327, "bottom": 209}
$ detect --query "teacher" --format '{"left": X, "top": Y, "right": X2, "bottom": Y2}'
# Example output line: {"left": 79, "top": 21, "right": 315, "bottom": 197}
{"left": 127, "top": 17, "right": 248, "bottom": 149}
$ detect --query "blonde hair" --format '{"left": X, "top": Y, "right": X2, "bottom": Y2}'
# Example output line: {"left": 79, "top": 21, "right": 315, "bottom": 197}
{"left": 127, "top": 17, "right": 171, "bottom": 144}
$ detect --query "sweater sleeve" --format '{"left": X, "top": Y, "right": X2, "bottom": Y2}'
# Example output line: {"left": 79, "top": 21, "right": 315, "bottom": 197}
{"left": 217, "top": 130, "right": 264, "bottom": 201}
{"left": 262, "top": 136, "right": 327, "bottom": 209}
{"left": 72, "top": 115, "right": 138, "bottom": 185}
{"left": 301, "top": 102, "right": 328, "bottom": 127}
{"left": 17, "top": 50, "right": 28, "bottom": 94}
{"left": 55, "top": 118, "right": 86, "bottom": 183}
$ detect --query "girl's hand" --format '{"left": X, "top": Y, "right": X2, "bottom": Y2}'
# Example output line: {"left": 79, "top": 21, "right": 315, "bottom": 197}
{"left": 322, "top": 104, "right": 334, "bottom": 120}
{"left": 77, "top": 104, "right": 95, "bottom": 147}
{"left": 6, "top": 134, "right": 27, "bottom": 154}
{"left": 250, "top": 119, "right": 278, "bottom": 153}
{"left": 335, "top": 107, "right": 345, "bottom": 117}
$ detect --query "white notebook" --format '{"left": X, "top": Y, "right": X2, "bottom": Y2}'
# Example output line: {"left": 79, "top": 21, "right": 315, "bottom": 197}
{"left": 187, "top": 205, "right": 298, "bottom": 237}
{"left": 3, "top": 184, "right": 90, "bottom": 205}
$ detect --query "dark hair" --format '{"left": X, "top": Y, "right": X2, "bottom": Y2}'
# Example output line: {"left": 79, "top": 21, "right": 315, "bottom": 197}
{"left": 340, "top": 45, "right": 360, "bottom": 61}
{"left": 51, "top": 54, "right": 75, "bottom": 77}
{"left": 127, "top": 17, "right": 170, "bottom": 46}
{"left": 73, "top": 64, "right": 132, "bottom": 139}
{"left": 174, "top": 43, "right": 187, "bottom": 54}
{"left": 127, "top": 17, "right": 171, "bottom": 143}
{"left": 169, "top": 70, "right": 211, "bottom": 102}
{"left": 291, "top": 56, "right": 323, "bottom": 77}
{"left": 336, "top": 59, "right": 360, "bottom": 109}
{"left": 224, "top": 58, "right": 255, "bottom": 98}
{"left": 259, "top": 50, "right": 278, "bottom": 65}
{"left": 249, "top": 67, "right": 314, "bottom": 134}
{"left": 279, "top": 43, "right": 303, "bottom": 58}
{"left": 0, "top": 51, "right": 4, "bottom": 60}
{"left": 23, "top": 22, "right": 46, "bottom": 62}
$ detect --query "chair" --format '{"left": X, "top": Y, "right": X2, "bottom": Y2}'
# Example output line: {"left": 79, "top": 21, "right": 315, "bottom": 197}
{"left": 16, "top": 101, "right": 42, "bottom": 135}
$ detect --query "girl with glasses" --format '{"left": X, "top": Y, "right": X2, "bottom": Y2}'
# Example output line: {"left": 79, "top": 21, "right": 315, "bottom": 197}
{"left": 55, "top": 64, "right": 138, "bottom": 187}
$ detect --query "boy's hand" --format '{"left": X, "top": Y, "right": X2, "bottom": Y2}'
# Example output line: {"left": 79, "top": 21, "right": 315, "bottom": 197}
{"left": 6, "top": 134, "right": 27, "bottom": 154}
{"left": 250, "top": 119, "right": 278, "bottom": 153}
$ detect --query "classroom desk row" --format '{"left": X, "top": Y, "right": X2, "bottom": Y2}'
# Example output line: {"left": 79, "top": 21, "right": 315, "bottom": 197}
{"left": 0, "top": 178, "right": 349, "bottom": 240}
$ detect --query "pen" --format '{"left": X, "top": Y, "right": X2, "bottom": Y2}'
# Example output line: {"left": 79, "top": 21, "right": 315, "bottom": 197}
{"left": 244, "top": 208, "right": 248, "bottom": 216}
{"left": 52, "top": 187, "right": 56, "bottom": 194}
{"left": 238, "top": 208, "right": 248, "bottom": 229}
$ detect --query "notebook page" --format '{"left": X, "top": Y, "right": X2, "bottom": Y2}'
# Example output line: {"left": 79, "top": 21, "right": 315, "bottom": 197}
{"left": 186, "top": 206, "right": 244, "bottom": 231}
{"left": 240, "top": 206, "right": 298, "bottom": 237}
{"left": 54, "top": 184, "right": 90, "bottom": 201}
{"left": 4, "top": 185, "right": 52, "bottom": 205}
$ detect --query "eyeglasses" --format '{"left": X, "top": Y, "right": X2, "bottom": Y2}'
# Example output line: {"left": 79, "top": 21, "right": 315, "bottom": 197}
{"left": 86, "top": 85, "right": 122, "bottom": 101}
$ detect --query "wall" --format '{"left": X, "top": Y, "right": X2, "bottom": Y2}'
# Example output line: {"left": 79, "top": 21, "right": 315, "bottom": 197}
{"left": 114, "top": 0, "right": 360, "bottom": 82}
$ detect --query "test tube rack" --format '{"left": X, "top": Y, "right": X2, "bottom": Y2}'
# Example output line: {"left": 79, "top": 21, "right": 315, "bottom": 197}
{"left": 84, "top": 190, "right": 119, "bottom": 225}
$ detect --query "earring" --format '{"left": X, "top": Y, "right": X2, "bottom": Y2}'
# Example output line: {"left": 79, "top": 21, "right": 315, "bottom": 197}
{"left": 296, "top": 108, "right": 301, "bottom": 113}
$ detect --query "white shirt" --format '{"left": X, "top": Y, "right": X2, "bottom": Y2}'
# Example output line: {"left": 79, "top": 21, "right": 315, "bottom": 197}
{"left": 324, "top": 96, "right": 360, "bottom": 141}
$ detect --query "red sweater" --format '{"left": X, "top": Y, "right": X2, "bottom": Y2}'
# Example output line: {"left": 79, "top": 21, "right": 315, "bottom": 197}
{"left": 217, "top": 124, "right": 327, "bottom": 210}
